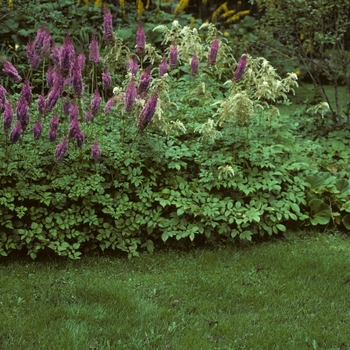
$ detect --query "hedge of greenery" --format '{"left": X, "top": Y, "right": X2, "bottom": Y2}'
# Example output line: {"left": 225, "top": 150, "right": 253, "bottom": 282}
{"left": 1, "top": 11, "right": 350, "bottom": 259}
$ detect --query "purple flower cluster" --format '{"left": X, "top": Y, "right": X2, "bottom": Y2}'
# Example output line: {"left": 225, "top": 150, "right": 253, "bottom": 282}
{"left": 2, "top": 60, "right": 22, "bottom": 83}
{"left": 233, "top": 54, "right": 248, "bottom": 82}
{"left": 159, "top": 57, "right": 168, "bottom": 77}
{"left": 54, "top": 137, "right": 68, "bottom": 162}
{"left": 138, "top": 66, "right": 152, "bottom": 95}
{"left": 138, "top": 92, "right": 158, "bottom": 132}
{"left": 191, "top": 54, "right": 199, "bottom": 77}
{"left": 169, "top": 43, "right": 178, "bottom": 69}
{"left": 60, "top": 34, "right": 75, "bottom": 77}
{"left": 33, "top": 119, "right": 43, "bottom": 141}
{"left": 16, "top": 95, "right": 30, "bottom": 130}
{"left": 102, "top": 68, "right": 112, "bottom": 90}
{"left": 91, "top": 139, "right": 101, "bottom": 161}
{"left": 49, "top": 114, "right": 59, "bottom": 142}
{"left": 89, "top": 34, "right": 100, "bottom": 64}
{"left": 127, "top": 56, "right": 139, "bottom": 76}
{"left": 208, "top": 35, "right": 219, "bottom": 66}
{"left": 103, "top": 4, "right": 114, "bottom": 45}
{"left": 3, "top": 99, "right": 13, "bottom": 132}
{"left": 10, "top": 122, "right": 23, "bottom": 143}
{"left": 125, "top": 77, "right": 136, "bottom": 113}
{"left": 136, "top": 21, "right": 146, "bottom": 56}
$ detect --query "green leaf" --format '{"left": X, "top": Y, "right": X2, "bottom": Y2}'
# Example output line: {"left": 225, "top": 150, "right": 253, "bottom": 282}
{"left": 342, "top": 214, "right": 350, "bottom": 230}
{"left": 309, "top": 199, "right": 331, "bottom": 226}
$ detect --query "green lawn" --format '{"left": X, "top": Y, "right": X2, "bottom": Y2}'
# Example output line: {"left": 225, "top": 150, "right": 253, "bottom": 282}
{"left": 1, "top": 232, "right": 350, "bottom": 350}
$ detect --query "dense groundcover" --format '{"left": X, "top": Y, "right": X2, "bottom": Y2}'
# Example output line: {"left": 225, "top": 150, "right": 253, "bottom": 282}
{"left": 1, "top": 7, "right": 350, "bottom": 259}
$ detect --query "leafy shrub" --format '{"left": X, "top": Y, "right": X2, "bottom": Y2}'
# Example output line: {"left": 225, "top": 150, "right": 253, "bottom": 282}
{"left": 1, "top": 13, "right": 349, "bottom": 260}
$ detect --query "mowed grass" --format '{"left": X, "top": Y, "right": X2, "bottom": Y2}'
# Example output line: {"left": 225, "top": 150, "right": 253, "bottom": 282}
{"left": 1, "top": 232, "right": 350, "bottom": 350}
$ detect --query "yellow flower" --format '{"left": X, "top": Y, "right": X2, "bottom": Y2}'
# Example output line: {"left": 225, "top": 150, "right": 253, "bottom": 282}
{"left": 223, "top": 31, "right": 229, "bottom": 37}
{"left": 94, "top": 0, "right": 102, "bottom": 7}
{"left": 174, "top": 0, "right": 189, "bottom": 15}
{"left": 295, "top": 69, "right": 301, "bottom": 76}
{"left": 137, "top": 0, "right": 143, "bottom": 17}
{"left": 300, "top": 33, "right": 305, "bottom": 40}
{"left": 8, "top": 0, "right": 13, "bottom": 9}
{"left": 190, "top": 16, "right": 195, "bottom": 28}
{"left": 119, "top": 0, "right": 125, "bottom": 6}
{"left": 212, "top": 2, "right": 228, "bottom": 22}
{"left": 146, "top": 0, "right": 150, "bottom": 10}
{"left": 202, "top": 0, "right": 207, "bottom": 4}
{"left": 221, "top": 9, "right": 235, "bottom": 19}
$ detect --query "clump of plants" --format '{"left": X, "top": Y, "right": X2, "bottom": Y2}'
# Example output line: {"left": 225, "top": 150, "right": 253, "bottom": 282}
{"left": 1, "top": 5, "right": 349, "bottom": 260}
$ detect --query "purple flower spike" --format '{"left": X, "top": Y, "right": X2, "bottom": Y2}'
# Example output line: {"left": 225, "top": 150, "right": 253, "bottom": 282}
{"left": 69, "top": 116, "right": 79, "bottom": 138}
{"left": 0, "top": 85, "right": 7, "bottom": 113}
{"left": 33, "top": 119, "right": 43, "bottom": 141}
{"left": 208, "top": 35, "right": 219, "bottom": 66}
{"left": 92, "top": 139, "right": 101, "bottom": 161}
{"left": 104, "top": 97, "right": 116, "bottom": 114}
{"left": 102, "top": 68, "right": 112, "bottom": 90}
{"left": 159, "top": 56, "right": 168, "bottom": 77}
{"left": 34, "top": 26, "right": 46, "bottom": 53}
{"left": 77, "top": 53, "right": 86, "bottom": 71}
{"left": 72, "top": 56, "right": 83, "bottom": 97}
{"left": 75, "top": 130, "right": 85, "bottom": 147}
{"left": 103, "top": 4, "right": 114, "bottom": 45}
{"left": 85, "top": 109, "right": 94, "bottom": 123}
{"left": 169, "top": 43, "right": 178, "bottom": 69}
{"left": 69, "top": 103, "right": 79, "bottom": 121}
{"left": 42, "top": 30, "right": 51, "bottom": 57}
{"left": 3, "top": 99, "right": 13, "bottom": 132}
{"left": 50, "top": 114, "right": 59, "bottom": 131}
{"left": 89, "top": 34, "right": 100, "bottom": 64}
{"left": 127, "top": 56, "right": 139, "bottom": 75}
{"left": 10, "top": 121, "right": 23, "bottom": 143}
{"left": 2, "top": 60, "right": 22, "bottom": 83}
{"left": 21, "top": 79, "right": 32, "bottom": 105}
{"left": 138, "top": 66, "right": 152, "bottom": 95}
{"left": 125, "top": 77, "right": 136, "bottom": 113}
{"left": 26, "top": 38, "right": 36, "bottom": 68}
{"left": 233, "top": 53, "right": 248, "bottom": 83}
{"left": 51, "top": 41, "right": 60, "bottom": 68}
{"left": 62, "top": 97, "right": 70, "bottom": 116}
{"left": 16, "top": 96, "right": 29, "bottom": 130}
{"left": 46, "top": 65, "right": 55, "bottom": 89}
{"left": 191, "top": 54, "right": 199, "bottom": 77}
{"left": 48, "top": 129, "right": 57, "bottom": 142}
{"left": 45, "top": 86, "right": 61, "bottom": 113}
{"left": 91, "top": 89, "right": 102, "bottom": 116}
{"left": 136, "top": 21, "right": 146, "bottom": 56}
{"left": 31, "top": 55, "right": 41, "bottom": 70}
{"left": 54, "top": 138, "right": 68, "bottom": 162}
{"left": 138, "top": 92, "right": 158, "bottom": 132}
{"left": 60, "top": 34, "right": 75, "bottom": 77}
{"left": 37, "top": 92, "right": 46, "bottom": 115}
